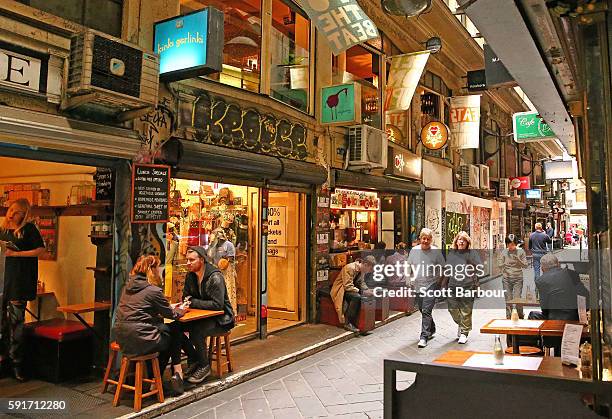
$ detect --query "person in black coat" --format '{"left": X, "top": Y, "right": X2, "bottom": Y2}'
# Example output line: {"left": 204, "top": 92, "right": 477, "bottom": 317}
{"left": 113, "top": 255, "right": 187, "bottom": 394}
{"left": 0, "top": 199, "right": 46, "bottom": 382}
{"left": 181, "top": 246, "right": 235, "bottom": 384}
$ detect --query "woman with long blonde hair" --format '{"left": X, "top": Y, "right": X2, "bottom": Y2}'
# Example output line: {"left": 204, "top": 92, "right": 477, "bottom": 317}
{"left": 446, "top": 231, "right": 482, "bottom": 344}
{"left": 0, "top": 198, "right": 46, "bottom": 381}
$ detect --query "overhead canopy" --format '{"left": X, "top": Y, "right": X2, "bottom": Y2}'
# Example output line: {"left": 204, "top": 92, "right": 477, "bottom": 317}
{"left": 457, "top": 0, "right": 576, "bottom": 156}
{"left": 333, "top": 169, "right": 423, "bottom": 194}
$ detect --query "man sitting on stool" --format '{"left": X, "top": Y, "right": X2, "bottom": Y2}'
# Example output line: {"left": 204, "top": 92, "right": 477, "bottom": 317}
{"left": 331, "top": 256, "right": 375, "bottom": 333}
{"left": 529, "top": 253, "right": 589, "bottom": 354}
{"left": 181, "top": 246, "right": 235, "bottom": 384}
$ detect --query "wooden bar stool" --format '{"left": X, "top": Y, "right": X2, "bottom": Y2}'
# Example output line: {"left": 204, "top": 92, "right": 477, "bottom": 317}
{"left": 112, "top": 352, "right": 164, "bottom": 412}
{"left": 207, "top": 332, "right": 233, "bottom": 378}
{"left": 101, "top": 341, "right": 121, "bottom": 394}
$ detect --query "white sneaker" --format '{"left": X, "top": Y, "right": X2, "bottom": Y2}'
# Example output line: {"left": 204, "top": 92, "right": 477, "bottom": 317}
{"left": 418, "top": 339, "right": 427, "bottom": 348}
{"left": 457, "top": 327, "right": 461, "bottom": 338}
{"left": 458, "top": 334, "right": 468, "bottom": 344}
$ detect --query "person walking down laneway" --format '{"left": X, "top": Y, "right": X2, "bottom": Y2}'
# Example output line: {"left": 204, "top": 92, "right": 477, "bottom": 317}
{"left": 407, "top": 228, "right": 446, "bottom": 348}
{"left": 446, "top": 232, "right": 482, "bottom": 344}
{"left": 545, "top": 222, "right": 554, "bottom": 251}
{"left": 498, "top": 234, "right": 529, "bottom": 319}
{"left": 0, "top": 199, "right": 46, "bottom": 382}
{"left": 529, "top": 223, "right": 551, "bottom": 281}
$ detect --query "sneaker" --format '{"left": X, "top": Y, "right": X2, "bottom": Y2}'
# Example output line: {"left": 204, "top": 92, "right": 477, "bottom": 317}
{"left": 170, "top": 372, "right": 185, "bottom": 395}
{"left": 457, "top": 327, "right": 461, "bottom": 338}
{"left": 418, "top": 339, "right": 427, "bottom": 348}
{"left": 458, "top": 334, "right": 468, "bottom": 344}
{"left": 344, "top": 323, "right": 360, "bottom": 333}
{"left": 187, "top": 365, "right": 211, "bottom": 384}
{"left": 184, "top": 363, "right": 199, "bottom": 377}
{"left": 427, "top": 333, "right": 436, "bottom": 341}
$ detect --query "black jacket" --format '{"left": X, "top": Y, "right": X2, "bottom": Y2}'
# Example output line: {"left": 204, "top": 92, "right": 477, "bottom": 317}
{"left": 112, "top": 274, "right": 183, "bottom": 356}
{"left": 182, "top": 263, "right": 235, "bottom": 328}
{"left": 536, "top": 267, "right": 590, "bottom": 320}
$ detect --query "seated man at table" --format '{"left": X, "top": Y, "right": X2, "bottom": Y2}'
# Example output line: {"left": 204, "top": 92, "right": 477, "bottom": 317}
{"left": 181, "top": 246, "right": 235, "bottom": 384}
{"left": 331, "top": 256, "right": 375, "bottom": 333}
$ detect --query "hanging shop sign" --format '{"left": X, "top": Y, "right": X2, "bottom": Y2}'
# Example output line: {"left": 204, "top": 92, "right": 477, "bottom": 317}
{"left": 330, "top": 188, "right": 379, "bottom": 211}
{"left": 450, "top": 95, "right": 481, "bottom": 149}
{"left": 421, "top": 121, "right": 449, "bottom": 150}
{"left": 510, "top": 176, "right": 531, "bottom": 190}
{"left": 467, "top": 69, "right": 486, "bottom": 92}
{"left": 321, "top": 83, "right": 361, "bottom": 125}
{"left": 484, "top": 44, "right": 515, "bottom": 88}
{"left": 384, "top": 51, "right": 430, "bottom": 112}
{"left": 154, "top": 7, "right": 224, "bottom": 81}
{"left": 385, "top": 146, "right": 421, "bottom": 180}
{"left": 512, "top": 111, "right": 557, "bottom": 143}
{"left": 131, "top": 163, "right": 170, "bottom": 223}
{"left": 525, "top": 188, "right": 542, "bottom": 199}
{"left": 544, "top": 160, "right": 574, "bottom": 180}
{"left": 187, "top": 91, "right": 308, "bottom": 160}
{"left": 299, "top": 0, "right": 379, "bottom": 55}
{"left": 267, "top": 206, "right": 287, "bottom": 257}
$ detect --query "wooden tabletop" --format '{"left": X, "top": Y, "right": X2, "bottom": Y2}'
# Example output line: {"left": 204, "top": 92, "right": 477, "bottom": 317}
{"left": 505, "top": 298, "right": 540, "bottom": 307}
{"left": 480, "top": 319, "right": 544, "bottom": 336}
{"left": 36, "top": 291, "right": 55, "bottom": 297}
{"left": 57, "top": 301, "right": 111, "bottom": 314}
{"left": 539, "top": 320, "right": 589, "bottom": 337}
{"left": 434, "top": 350, "right": 581, "bottom": 379}
{"left": 164, "top": 308, "right": 224, "bottom": 323}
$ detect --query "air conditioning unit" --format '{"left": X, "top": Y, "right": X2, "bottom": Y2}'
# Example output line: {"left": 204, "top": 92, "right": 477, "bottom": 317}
{"left": 479, "top": 164, "right": 490, "bottom": 189}
{"left": 499, "top": 178, "right": 511, "bottom": 197}
{"left": 460, "top": 164, "right": 480, "bottom": 188}
{"left": 67, "top": 29, "right": 159, "bottom": 110}
{"left": 347, "top": 125, "right": 388, "bottom": 169}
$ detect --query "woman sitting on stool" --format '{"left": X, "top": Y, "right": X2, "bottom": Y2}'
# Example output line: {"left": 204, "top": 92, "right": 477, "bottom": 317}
{"left": 113, "top": 255, "right": 188, "bottom": 394}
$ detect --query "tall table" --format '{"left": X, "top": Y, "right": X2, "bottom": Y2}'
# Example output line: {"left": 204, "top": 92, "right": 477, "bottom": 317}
{"left": 164, "top": 308, "right": 224, "bottom": 324}
{"left": 480, "top": 319, "right": 544, "bottom": 354}
{"left": 57, "top": 301, "right": 112, "bottom": 340}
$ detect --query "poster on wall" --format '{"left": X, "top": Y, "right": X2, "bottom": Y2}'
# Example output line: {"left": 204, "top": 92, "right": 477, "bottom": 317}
{"left": 267, "top": 206, "right": 286, "bottom": 257}
{"left": 384, "top": 51, "right": 430, "bottom": 112}
{"left": 321, "top": 83, "right": 361, "bottom": 125}
{"left": 299, "top": 0, "right": 379, "bottom": 55}
{"left": 444, "top": 212, "right": 470, "bottom": 250}
{"left": 450, "top": 95, "right": 481, "bottom": 149}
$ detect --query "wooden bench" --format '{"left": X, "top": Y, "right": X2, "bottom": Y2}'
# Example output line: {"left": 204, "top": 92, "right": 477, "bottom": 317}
{"left": 317, "top": 288, "right": 375, "bottom": 333}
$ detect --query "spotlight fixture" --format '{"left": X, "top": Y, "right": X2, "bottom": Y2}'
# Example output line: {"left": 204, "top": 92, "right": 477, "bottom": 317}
{"left": 381, "top": 0, "right": 432, "bottom": 17}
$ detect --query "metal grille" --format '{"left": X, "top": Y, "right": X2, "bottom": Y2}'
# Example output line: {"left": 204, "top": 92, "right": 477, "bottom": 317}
{"left": 91, "top": 35, "right": 142, "bottom": 97}
{"left": 348, "top": 126, "right": 363, "bottom": 162}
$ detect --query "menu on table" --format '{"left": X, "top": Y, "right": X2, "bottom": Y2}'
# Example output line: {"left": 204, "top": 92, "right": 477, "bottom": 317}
{"left": 131, "top": 163, "right": 170, "bottom": 223}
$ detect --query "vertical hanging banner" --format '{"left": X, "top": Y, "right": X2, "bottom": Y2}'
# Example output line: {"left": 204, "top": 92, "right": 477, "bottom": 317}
{"left": 384, "top": 51, "right": 430, "bottom": 112}
{"left": 298, "top": 0, "right": 379, "bottom": 55}
{"left": 450, "top": 95, "right": 481, "bottom": 149}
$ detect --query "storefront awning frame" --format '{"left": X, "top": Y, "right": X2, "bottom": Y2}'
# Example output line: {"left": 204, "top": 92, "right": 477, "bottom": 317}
{"left": 332, "top": 169, "right": 423, "bottom": 194}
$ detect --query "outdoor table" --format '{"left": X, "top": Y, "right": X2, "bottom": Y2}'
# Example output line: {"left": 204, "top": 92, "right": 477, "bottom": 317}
{"left": 57, "top": 301, "right": 111, "bottom": 340}
{"left": 164, "top": 308, "right": 224, "bottom": 323}
{"left": 480, "top": 319, "right": 544, "bottom": 354}
{"left": 539, "top": 320, "right": 589, "bottom": 337}
{"left": 505, "top": 298, "right": 540, "bottom": 308}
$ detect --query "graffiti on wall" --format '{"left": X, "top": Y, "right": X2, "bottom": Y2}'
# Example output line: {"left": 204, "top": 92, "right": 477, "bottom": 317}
{"left": 135, "top": 96, "right": 176, "bottom": 161}
{"left": 184, "top": 92, "right": 308, "bottom": 160}
{"left": 444, "top": 211, "right": 470, "bottom": 250}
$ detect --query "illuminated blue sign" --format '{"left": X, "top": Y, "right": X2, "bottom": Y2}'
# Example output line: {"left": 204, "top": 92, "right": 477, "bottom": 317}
{"left": 525, "top": 189, "right": 542, "bottom": 199}
{"left": 154, "top": 8, "right": 223, "bottom": 81}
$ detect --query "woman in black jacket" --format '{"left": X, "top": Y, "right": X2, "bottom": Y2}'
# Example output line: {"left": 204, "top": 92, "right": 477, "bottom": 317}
{"left": 113, "top": 255, "right": 187, "bottom": 394}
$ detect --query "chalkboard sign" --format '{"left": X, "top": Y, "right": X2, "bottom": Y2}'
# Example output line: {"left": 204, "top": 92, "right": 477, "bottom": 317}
{"left": 94, "top": 168, "right": 114, "bottom": 201}
{"left": 131, "top": 163, "right": 170, "bottom": 223}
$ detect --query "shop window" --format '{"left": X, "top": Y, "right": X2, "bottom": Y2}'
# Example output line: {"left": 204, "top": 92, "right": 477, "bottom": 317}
{"left": 332, "top": 45, "right": 382, "bottom": 129}
{"left": 270, "top": 0, "right": 311, "bottom": 112}
{"left": 181, "top": 0, "right": 262, "bottom": 92}
{"left": 17, "top": 0, "right": 123, "bottom": 37}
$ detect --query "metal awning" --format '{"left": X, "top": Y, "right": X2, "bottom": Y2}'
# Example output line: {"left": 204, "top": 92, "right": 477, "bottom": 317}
{"left": 333, "top": 169, "right": 423, "bottom": 194}
{"left": 457, "top": 0, "right": 576, "bottom": 156}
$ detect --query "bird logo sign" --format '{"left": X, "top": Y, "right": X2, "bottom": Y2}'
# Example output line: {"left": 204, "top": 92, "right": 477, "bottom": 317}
{"left": 322, "top": 83, "right": 358, "bottom": 124}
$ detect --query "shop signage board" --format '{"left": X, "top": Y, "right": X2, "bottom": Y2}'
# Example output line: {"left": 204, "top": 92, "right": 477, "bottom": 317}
{"left": 512, "top": 111, "right": 557, "bottom": 143}
{"left": 450, "top": 95, "right": 481, "bottom": 149}
{"left": 154, "top": 7, "right": 224, "bottom": 81}
{"left": 0, "top": 41, "right": 51, "bottom": 95}
{"left": 299, "top": 0, "right": 379, "bottom": 55}
{"left": 321, "top": 83, "right": 361, "bottom": 125}
{"left": 525, "top": 188, "right": 542, "bottom": 199}
{"left": 544, "top": 160, "right": 574, "bottom": 180}
{"left": 510, "top": 176, "right": 531, "bottom": 190}
{"left": 131, "top": 163, "right": 170, "bottom": 223}
{"left": 385, "top": 146, "right": 421, "bottom": 180}
{"left": 421, "top": 121, "right": 449, "bottom": 150}
{"left": 484, "top": 44, "right": 515, "bottom": 88}
{"left": 330, "top": 188, "right": 379, "bottom": 211}
{"left": 467, "top": 69, "right": 486, "bottom": 92}
{"left": 384, "top": 51, "right": 430, "bottom": 112}
{"left": 94, "top": 168, "right": 114, "bottom": 201}
{"left": 267, "top": 206, "right": 286, "bottom": 257}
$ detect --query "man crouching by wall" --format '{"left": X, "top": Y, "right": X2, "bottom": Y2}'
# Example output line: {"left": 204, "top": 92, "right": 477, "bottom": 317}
{"left": 331, "top": 256, "right": 376, "bottom": 333}
{"left": 181, "top": 246, "right": 235, "bottom": 384}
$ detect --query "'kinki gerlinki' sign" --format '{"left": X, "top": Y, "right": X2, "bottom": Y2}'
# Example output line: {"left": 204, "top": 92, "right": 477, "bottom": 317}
{"left": 299, "top": 0, "right": 379, "bottom": 55}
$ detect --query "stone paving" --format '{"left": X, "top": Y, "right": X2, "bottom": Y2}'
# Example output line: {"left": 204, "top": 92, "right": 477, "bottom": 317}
{"left": 161, "top": 250, "right": 574, "bottom": 419}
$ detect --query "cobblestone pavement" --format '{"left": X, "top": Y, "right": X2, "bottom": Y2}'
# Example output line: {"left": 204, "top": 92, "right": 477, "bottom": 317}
{"left": 162, "top": 250, "right": 574, "bottom": 418}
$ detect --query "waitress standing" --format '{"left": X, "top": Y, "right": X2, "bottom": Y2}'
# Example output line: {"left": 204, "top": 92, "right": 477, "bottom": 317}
{"left": 0, "top": 199, "right": 46, "bottom": 381}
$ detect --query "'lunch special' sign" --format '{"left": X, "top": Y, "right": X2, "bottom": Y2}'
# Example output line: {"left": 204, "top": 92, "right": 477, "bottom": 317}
{"left": 154, "top": 8, "right": 224, "bottom": 81}
{"left": 131, "top": 164, "right": 170, "bottom": 223}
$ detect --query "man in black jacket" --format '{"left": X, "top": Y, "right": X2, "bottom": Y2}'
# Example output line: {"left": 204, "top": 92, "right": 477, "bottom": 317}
{"left": 182, "top": 246, "right": 235, "bottom": 384}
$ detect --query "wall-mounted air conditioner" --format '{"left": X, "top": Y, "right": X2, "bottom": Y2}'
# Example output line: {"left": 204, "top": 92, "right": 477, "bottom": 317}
{"left": 479, "top": 164, "right": 490, "bottom": 190}
{"left": 460, "top": 164, "right": 480, "bottom": 188}
{"left": 67, "top": 29, "right": 159, "bottom": 110}
{"left": 347, "top": 125, "right": 388, "bottom": 170}
{"left": 499, "top": 178, "right": 511, "bottom": 197}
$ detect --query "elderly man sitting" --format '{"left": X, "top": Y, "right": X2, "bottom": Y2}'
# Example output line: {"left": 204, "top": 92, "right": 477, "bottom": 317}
{"left": 331, "top": 256, "right": 375, "bottom": 332}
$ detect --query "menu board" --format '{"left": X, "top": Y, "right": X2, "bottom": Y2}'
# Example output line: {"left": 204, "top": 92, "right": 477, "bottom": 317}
{"left": 131, "top": 164, "right": 170, "bottom": 223}
{"left": 94, "top": 168, "right": 113, "bottom": 201}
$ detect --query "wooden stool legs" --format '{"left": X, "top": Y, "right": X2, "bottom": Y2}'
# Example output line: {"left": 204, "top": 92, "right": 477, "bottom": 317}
{"left": 208, "top": 332, "right": 233, "bottom": 378}
{"left": 112, "top": 353, "right": 164, "bottom": 412}
{"left": 101, "top": 344, "right": 119, "bottom": 394}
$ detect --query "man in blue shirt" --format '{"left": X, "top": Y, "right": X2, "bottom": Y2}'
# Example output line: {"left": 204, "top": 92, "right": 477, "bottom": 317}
{"left": 529, "top": 223, "right": 552, "bottom": 281}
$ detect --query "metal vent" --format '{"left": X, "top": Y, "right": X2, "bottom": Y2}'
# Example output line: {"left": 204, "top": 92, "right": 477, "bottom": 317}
{"left": 91, "top": 35, "right": 142, "bottom": 97}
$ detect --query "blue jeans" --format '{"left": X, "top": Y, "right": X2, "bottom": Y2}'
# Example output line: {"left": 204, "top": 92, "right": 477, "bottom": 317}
{"left": 533, "top": 256, "right": 542, "bottom": 281}
{"left": 415, "top": 282, "right": 439, "bottom": 340}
